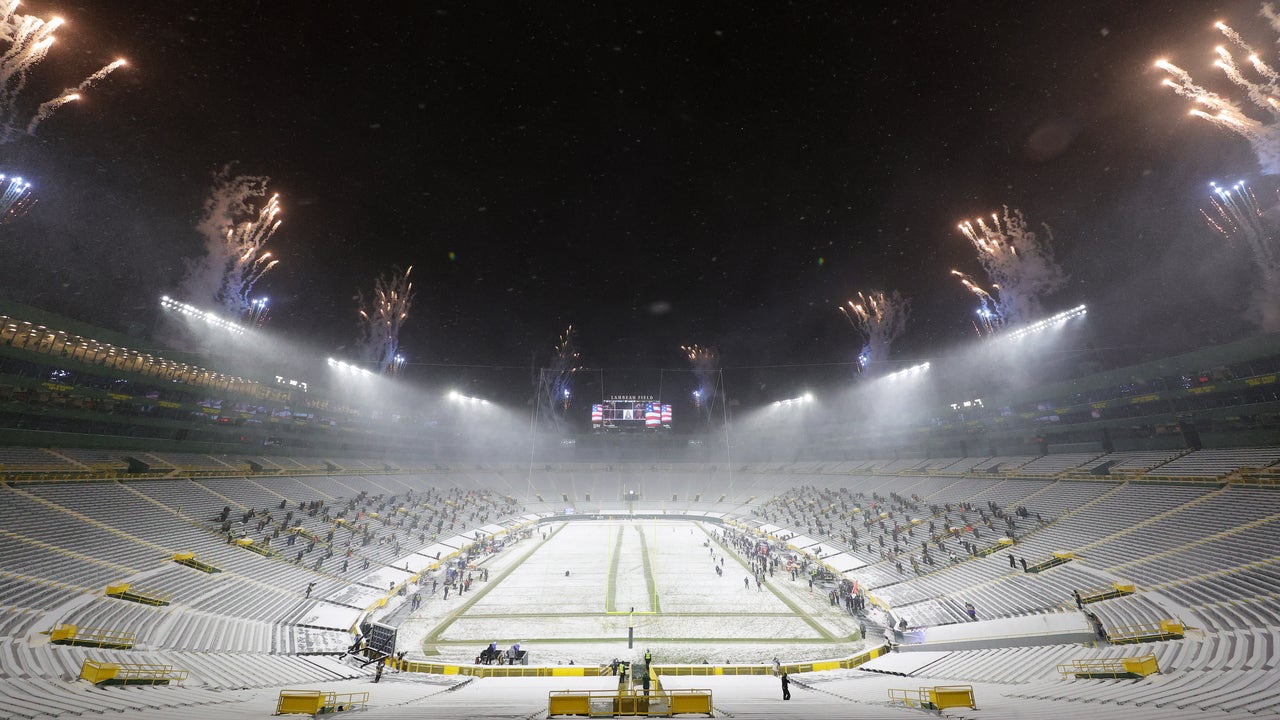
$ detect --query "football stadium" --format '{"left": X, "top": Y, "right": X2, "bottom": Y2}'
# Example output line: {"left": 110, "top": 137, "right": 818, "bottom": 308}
{"left": 1, "top": 294, "right": 1279, "bottom": 719}
{"left": 3, "top": 2, "right": 1280, "bottom": 719}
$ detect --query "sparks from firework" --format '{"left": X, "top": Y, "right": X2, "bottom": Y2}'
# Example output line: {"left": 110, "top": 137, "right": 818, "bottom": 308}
{"left": 0, "top": 4, "right": 126, "bottom": 140}
{"left": 950, "top": 270, "right": 1004, "bottom": 337}
{"left": 389, "top": 354, "right": 406, "bottom": 376}
{"left": 0, "top": 172, "right": 34, "bottom": 223}
{"left": 1203, "top": 180, "right": 1280, "bottom": 269}
{"left": 245, "top": 296, "right": 270, "bottom": 328}
{"left": 1155, "top": 9, "right": 1280, "bottom": 174}
{"left": 358, "top": 266, "right": 414, "bottom": 375}
{"left": 27, "top": 58, "right": 125, "bottom": 135}
{"left": 837, "top": 290, "right": 910, "bottom": 372}
{"left": 956, "top": 206, "right": 1066, "bottom": 326}
{"left": 224, "top": 193, "right": 282, "bottom": 303}
{"left": 680, "top": 344, "right": 720, "bottom": 416}
{"left": 182, "top": 167, "right": 284, "bottom": 316}
{"left": 1201, "top": 180, "right": 1280, "bottom": 329}
{"left": 536, "top": 325, "right": 582, "bottom": 426}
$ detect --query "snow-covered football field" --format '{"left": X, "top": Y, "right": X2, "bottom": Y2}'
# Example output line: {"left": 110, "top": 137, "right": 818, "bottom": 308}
{"left": 396, "top": 519, "right": 866, "bottom": 666}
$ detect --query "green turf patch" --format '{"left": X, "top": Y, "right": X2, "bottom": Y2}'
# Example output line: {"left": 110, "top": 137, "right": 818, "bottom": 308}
{"left": 605, "top": 523, "right": 624, "bottom": 612}
{"left": 634, "top": 524, "right": 661, "bottom": 613}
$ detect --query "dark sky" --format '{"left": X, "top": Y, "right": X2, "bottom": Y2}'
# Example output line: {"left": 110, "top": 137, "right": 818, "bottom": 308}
{"left": 0, "top": 1, "right": 1272, "bottom": 403}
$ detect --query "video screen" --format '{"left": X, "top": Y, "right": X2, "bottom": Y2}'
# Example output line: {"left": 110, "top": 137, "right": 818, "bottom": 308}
{"left": 591, "top": 399, "right": 671, "bottom": 430}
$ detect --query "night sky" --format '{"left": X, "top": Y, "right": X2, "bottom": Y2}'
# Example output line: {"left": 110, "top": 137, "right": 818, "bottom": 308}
{"left": 0, "top": 1, "right": 1272, "bottom": 404}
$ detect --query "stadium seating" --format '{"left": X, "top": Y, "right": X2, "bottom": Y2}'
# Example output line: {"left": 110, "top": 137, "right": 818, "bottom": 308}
{"left": 1017, "top": 452, "right": 1102, "bottom": 476}
{"left": 0, "top": 447, "right": 77, "bottom": 473}
{"left": 1145, "top": 447, "right": 1280, "bottom": 478}
{"left": 0, "top": 446, "right": 1278, "bottom": 718}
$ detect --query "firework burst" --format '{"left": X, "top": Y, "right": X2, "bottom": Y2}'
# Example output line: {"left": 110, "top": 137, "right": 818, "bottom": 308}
{"left": 1202, "top": 180, "right": 1280, "bottom": 269}
{"left": 27, "top": 58, "right": 125, "bottom": 135}
{"left": 1201, "top": 180, "right": 1280, "bottom": 329}
{"left": 0, "top": 172, "right": 34, "bottom": 223}
{"left": 245, "top": 296, "right": 270, "bottom": 328}
{"left": 0, "top": 4, "right": 126, "bottom": 140}
{"left": 536, "top": 325, "right": 582, "bottom": 428}
{"left": 680, "top": 344, "right": 720, "bottom": 414}
{"left": 1154, "top": 7, "right": 1280, "bottom": 173}
{"left": 837, "top": 290, "right": 909, "bottom": 371}
{"left": 223, "top": 192, "right": 281, "bottom": 304}
{"left": 951, "top": 270, "right": 1004, "bottom": 337}
{"left": 358, "top": 266, "right": 414, "bottom": 375}
{"left": 956, "top": 206, "right": 1066, "bottom": 326}
{"left": 182, "top": 167, "right": 284, "bottom": 315}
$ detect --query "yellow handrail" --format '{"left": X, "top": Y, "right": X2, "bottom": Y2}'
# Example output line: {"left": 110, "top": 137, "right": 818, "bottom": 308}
{"left": 1107, "top": 620, "right": 1184, "bottom": 644}
{"left": 1057, "top": 654, "right": 1159, "bottom": 679}
{"left": 548, "top": 689, "right": 712, "bottom": 717}
{"left": 888, "top": 685, "right": 976, "bottom": 711}
{"left": 50, "top": 624, "right": 135, "bottom": 648}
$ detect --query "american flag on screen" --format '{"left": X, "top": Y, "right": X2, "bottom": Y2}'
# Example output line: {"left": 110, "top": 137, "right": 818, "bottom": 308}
{"left": 661, "top": 404, "right": 672, "bottom": 425}
{"left": 645, "top": 402, "right": 660, "bottom": 428}
{"left": 591, "top": 404, "right": 603, "bottom": 426}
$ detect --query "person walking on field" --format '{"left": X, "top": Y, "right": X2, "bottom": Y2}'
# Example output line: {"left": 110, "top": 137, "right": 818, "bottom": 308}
{"left": 781, "top": 672, "right": 791, "bottom": 700}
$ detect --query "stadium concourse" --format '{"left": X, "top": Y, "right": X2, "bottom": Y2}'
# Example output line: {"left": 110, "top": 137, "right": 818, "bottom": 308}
{"left": 0, "top": 449, "right": 1279, "bottom": 718}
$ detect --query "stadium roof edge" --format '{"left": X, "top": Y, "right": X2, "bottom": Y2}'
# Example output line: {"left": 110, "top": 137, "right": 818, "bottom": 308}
{"left": 0, "top": 295, "right": 207, "bottom": 368}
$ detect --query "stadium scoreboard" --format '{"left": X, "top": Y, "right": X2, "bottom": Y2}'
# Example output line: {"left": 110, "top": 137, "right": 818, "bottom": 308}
{"left": 592, "top": 395, "right": 672, "bottom": 431}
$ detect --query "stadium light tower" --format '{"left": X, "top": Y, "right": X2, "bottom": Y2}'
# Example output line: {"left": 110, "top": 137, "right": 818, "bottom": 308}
{"left": 773, "top": 393, "right": 815, "bottom": 408}
{"left": 884, "top": 361, "right": 931, "bottom": 380}
{"left": 1001, "top": 304, "right": 1087, "bottom": 342}
{"left": 327, "top": 357, "right": 374, "bottom": 378}
{"left": 448, "top": 390, "right": 490, "bottom": 406}
{"left": 160, "top": 296, "right": 247, "bottom": 336}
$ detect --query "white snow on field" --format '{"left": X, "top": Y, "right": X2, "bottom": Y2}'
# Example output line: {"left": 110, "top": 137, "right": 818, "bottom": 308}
{"left": 650, "top": 522, "right": 792, "bottom": 614}
{"left": 394, "top": 519, "right": 868, "bottom": 666}
{"left": 440, "top": 614, "right": 820, "bottom": 641}
{"left": 613, "top": 523, "right": 655, "bottom": 611}
{"left": 468, "top": 523, "right": 611, "bottom": 614}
